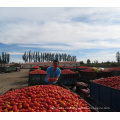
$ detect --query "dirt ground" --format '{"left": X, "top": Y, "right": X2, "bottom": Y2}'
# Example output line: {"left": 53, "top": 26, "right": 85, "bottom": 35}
{"left": 0, "top": 69, "right": 29, "bottom": 95}
{"left": 0, "top": 67, "right": 110, "bottom": 95}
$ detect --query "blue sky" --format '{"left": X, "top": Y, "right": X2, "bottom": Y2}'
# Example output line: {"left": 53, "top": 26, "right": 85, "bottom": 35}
{"left": 0, "top": 7, "right": 120, "bottom": 63}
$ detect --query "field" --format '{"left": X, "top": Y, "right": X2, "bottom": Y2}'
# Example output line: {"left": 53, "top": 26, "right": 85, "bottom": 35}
{"left": 0, "top": 69, "right": 29, "bottom": 95}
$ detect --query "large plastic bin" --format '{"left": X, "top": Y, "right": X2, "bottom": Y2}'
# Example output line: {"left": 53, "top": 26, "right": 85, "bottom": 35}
{"left": 90, "top": 98, "right": 114, "bottom": 112}
{"left": 90, "top": 79, "right": 120, "bottom": 112}
{"left": 111, "top": 71, "right": 120, "bottom": 76}
{"left": 111, "top": 88, "right": 120, "bottom": 111}
{"left": 59, "top": 73, "right": 79, "bottom": 86}
{"left": 99, "top": 85, "right": 112, "bottom": 108}
{"left": 29, "top": 74, "right": 46, "bottom": 86}
{"left": 90, "top": 82, "right": 100, "bottom": 103}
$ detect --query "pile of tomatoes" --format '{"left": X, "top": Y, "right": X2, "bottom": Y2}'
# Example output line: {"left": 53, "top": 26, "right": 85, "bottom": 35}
{"left": 82, "top": 68, "right": 95, "bottom": 72}
{"left": 0, "top": 85, "right": 91, "bottom": 112}
{"left": 61, "top": 69, "right": 76, "bottom": 74}
{"left": 29, "top": 70, "right": 47, "bottom": 74}
{"left": 93, "top": 76, "right": 120, "bottom": 90}
{"left": 31, "top": 66, "right": 39, "bottom": 69}
{"left": 108, "top": 67, "right": 120, "bottom": 71}
{"left": 64, "top": 66, "right": 74, "bottom": 69}
{"left": 77, "top": 66, "right": 90, "bottom": 69}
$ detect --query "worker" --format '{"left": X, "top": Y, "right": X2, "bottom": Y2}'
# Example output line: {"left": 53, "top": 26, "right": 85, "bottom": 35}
{"left": 44, "top": 60, "right": 61, "bottom": 85}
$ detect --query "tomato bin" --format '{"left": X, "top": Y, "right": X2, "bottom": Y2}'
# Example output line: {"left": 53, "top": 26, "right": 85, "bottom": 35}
{"left": 76, "top": 66, "right": 91, "bottom": 74}
{"left": 108, "top": 67, "right": 120, "bottom": 76}
{"left": 40, "top": 66, "right": 49, "bottom": 71}
{"left": 79, "top": 68, "right": 112, "bottom": 85}
{"left": 29, "top": 66, "right": 40, "bottom": 72}
{"left": 57, "top": 66, "right": 65, "bottom": 70}
{"left": 64, "top": 66, "right": 74, "bottom": 70}
{"left": 59, "top": 69, "right": 79, "bottom": 86}
{"left": 0, "top": 84, "right": 97, "bottom": 112}
{"left": 29, "top": 70, "right": 47, "bottom": 86}
{"left": 90, "top": 76, "right": 120, "bottom": 112}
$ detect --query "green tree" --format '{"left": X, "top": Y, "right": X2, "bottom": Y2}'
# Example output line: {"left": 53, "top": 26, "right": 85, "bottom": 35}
{"left": 80, "top": 61, "right": 84, "bottom": 65}
{"left": 87, "top": 59, "right": 91, "bottom": 64}
{"left": 22, "top": 52, "right": 28, "bottom": 63}
{"left": 43, "top": 52, "right": 45, "bottom": 62}
{"left": 116, "top": 52, "right": 120, "bottom": 63}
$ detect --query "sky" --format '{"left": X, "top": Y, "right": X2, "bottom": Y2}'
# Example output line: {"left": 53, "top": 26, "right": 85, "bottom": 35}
{"left": 1, "top": 7, "right": 120, "bottom": 63}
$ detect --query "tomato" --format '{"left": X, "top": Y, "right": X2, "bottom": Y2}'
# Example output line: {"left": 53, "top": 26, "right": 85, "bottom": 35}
{"left": 0, "top": 85, "right": 91, "bottom": 112}
{"left": 12, "top": 105, "right": 17, "bottom": 111}
{"left": 93, "top": 76, "right": 120, "bottom": 90}
{"left": 23, "top": 103, "right": 29, "bottom": 109}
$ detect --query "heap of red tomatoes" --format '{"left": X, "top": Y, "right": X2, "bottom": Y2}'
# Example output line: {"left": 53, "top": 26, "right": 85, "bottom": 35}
{"left": 82, "top": 68, "right": 94, "bottom": 72}
{"left": 61, "top": 69, "right": 76, "bottom": 74}
{"left": 31, "top": 66, "right": 39, "bottom": 69}
{"left": 108, "top": 67, "right": 120, "bottom": 71}
{"left": 0, "top": 85, "right": 91, "bottom": 112}
{"left": 77, "top": 66, "right": 90, "bottom": 69}
{"left": 29, "top": 70, "right": 47, "bottom": 74}
{"left": 64, "top": 66, "right": 74, "bottom": 69}
{"left": 93, "top": 76, "right": 120, "bottom": 90}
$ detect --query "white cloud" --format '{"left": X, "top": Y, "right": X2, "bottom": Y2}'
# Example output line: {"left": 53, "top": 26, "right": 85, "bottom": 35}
{"left": 1, "top": 8, "right": 120, "bottom": 49}
{"left": 1, "top": 21, "right": 120, "bottom": 52}
{"left": 10, "top": 56, "right": 23, "bottom": 63}
{"left": 1, "top": 8, "right": 120, "bottom": 63}
{"left": 78, "top": 50, "right": 117, "bottom": 63}
{"left": 9, "top": 52, "right": 24, "bottom": 55}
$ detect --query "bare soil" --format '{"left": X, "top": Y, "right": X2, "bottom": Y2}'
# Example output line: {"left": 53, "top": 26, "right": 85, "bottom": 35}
{"left": 0, "top": 69, "right": 29, "bottom": 95}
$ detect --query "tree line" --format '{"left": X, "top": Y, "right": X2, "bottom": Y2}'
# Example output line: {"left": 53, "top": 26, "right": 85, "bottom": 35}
{"left": 0, "top": 52, "right": 10, "bottom": 65}
{"left": 79, "top": 51, "right": 120, "bottom": 67}
{"left": 22, "top": 51, "right": 77, "bottom": 63}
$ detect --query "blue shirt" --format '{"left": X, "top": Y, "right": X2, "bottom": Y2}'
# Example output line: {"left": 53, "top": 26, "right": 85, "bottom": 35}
{"left": 44, "top": 66, "right": 61, "bottom": 84}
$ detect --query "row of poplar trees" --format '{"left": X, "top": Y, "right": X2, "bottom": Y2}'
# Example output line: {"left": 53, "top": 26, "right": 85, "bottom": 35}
{"left": 0, "top": 52, "right": 10, "bottom": 65}
{"left": 22, "top": 51, "right": 77, "bottom": 63}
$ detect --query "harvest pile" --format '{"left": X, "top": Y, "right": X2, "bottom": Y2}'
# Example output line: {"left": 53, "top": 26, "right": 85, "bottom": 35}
{"left": 82, "top": 67, "right": 108, "bottom": 73}
{"left": 108, "top": 67, "right": 120, "bottom": 71}
{"left": 31, "top": 66, "right": 39, "bottom": 69}
{"left": 93, "top": 76, "right": 120, "bottom": 90}
{"left": 77, "top": 66, "right": 90, "bottom": 69}
{"left": 29, "top": 70, "right": 47, "bottom": 74}
{"left": 0, "top": 85, "right": 91, "bottom": 112}
{"left": 64, "top": 66, "right": 74, "bottom": 69}
{"left": 61, "top": 69, "right": 76, "bottom": 74}
{"left": 82, "top": 68, "right": 95, "bottom": 72}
